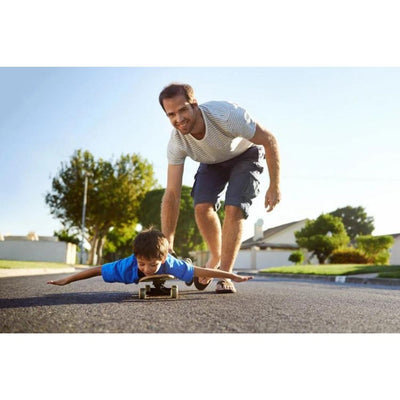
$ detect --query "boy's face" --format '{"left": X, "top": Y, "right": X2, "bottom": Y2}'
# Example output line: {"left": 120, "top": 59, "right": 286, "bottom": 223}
{"left": 137, "top": 256, "right": 165, "bottom": 276}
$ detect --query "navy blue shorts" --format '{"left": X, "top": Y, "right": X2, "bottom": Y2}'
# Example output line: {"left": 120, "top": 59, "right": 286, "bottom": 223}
{"left": 191, "top": 146, "right": 265, "bottom": 219}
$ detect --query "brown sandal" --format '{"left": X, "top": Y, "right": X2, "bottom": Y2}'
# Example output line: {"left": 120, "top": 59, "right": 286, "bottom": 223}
{"left": 194, "top": 265, "right": 221, "bottom": 291}
{"left": 216, "top": 279, "right": 237, "bottom": 294}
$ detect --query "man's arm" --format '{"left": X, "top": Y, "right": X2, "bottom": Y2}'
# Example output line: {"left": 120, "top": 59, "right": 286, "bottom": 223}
{"left": 161, "top": 164, "right": 184, "bottom": 251}
{"left": 250, "top": 123, "right": 281, "bottom": 212}
{"left": 47, "top": 266, "right": 102, "bottom": 286}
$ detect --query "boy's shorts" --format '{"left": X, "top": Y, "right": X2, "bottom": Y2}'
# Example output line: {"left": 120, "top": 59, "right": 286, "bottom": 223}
{"left": 191, "top": 146, "right": 265, "bottom": 219}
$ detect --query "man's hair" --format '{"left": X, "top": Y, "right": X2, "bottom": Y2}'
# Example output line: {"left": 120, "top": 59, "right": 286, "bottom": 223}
{"left": 132, "top": 228, "right": 169, "bottom": 260}
{"left": 159, "top": 83, "right": 196, "bottom": 111}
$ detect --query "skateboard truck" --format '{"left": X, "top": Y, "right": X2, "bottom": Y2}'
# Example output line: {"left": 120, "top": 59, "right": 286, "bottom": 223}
{"left": 138, "top": 274, "right": 179, "bottom": 299}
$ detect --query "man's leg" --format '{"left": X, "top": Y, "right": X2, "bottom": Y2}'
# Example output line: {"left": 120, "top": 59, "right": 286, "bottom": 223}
{"left": 215, "top": 147, "right": 264, "bottom": 292}
{"left": 194, "top": 203, "right": 221, "bottom": 284}
{"left": 220, "top": 205, "right": 244, "bottom": 273}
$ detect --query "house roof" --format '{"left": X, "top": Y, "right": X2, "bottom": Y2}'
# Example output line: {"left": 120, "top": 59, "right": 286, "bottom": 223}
{"left": 241, "top": 219, "right": 307, "bottom": 250}
{"left": 241, "top": 242, "right": 300, "bottom": 250}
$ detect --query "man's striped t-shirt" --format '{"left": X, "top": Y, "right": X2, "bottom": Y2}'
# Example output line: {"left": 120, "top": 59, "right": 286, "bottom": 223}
{"left": 167, "top": 101, "right": 257, "bottom": 165}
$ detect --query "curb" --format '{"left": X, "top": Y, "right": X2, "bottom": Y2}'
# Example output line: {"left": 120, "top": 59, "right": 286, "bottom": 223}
{"left": 236, "top": 271, "right": 400, "bottom": 288}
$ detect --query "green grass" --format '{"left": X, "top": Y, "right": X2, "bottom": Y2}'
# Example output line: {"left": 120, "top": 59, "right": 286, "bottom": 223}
{"left": 260, "top": 264, "right": 400, "bottom": 279}
{"left": 377, "top": 270, "right": 400, "bottom": 279}
{"left": 0, "top": 260, "right": 74, "bottom": 269}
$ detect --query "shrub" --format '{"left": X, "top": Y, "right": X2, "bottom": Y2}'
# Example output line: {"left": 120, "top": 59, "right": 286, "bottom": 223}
{"left": 355, "top": 235, "right": 394, "bottom": 264}
{"left": 289, "top": 250, "right": 304, "bottom": 265}
{"left": 373, "top": 250, "right": 391, "bottom": 265}
{"left": 329, "top": 248, "right": 369, "bottom": 264}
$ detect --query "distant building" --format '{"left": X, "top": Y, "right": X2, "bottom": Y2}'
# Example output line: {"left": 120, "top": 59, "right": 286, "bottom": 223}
{"left": 241, "top": 219, "right": 306, "bottom": 251}
{"left": 0, "top": 232, "right": 76, "bottom": 264}
{"left": 235, "top": 219, "right": 309, "bottom": 270}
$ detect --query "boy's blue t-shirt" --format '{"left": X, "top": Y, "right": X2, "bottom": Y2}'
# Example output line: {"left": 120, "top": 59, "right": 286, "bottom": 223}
{"left": 101, "top": 253, "right": 194, "bottom": 284}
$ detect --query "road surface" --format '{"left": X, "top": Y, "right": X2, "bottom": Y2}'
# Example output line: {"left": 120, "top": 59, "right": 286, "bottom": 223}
{"left": 2, "top": 273, "right": 400, "bottom": 333}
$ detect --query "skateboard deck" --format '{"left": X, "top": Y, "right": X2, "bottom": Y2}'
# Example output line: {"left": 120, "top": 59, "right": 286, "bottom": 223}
{"left": 138, "top": 274, "right": 178, "bottom": 299}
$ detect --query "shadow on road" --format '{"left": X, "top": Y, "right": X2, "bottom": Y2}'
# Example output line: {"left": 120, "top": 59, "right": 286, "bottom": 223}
{"left": 0, "top": 291, "right": 132, "bottom": 309}
{"left": 0, "top": 289, "right": 211, "bottom": 309}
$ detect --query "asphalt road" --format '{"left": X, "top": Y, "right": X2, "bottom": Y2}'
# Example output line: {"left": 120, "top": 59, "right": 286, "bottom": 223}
{"left": 2, "top": 273, "right": 400, "bottom": 333}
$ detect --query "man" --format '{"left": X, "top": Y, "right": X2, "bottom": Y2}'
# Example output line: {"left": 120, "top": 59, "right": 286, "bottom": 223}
{"left": 159, "top": 83, "right": 280, "bottom": 293}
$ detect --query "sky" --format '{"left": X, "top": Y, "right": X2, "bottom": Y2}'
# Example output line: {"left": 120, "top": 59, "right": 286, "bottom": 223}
{"left": 0, "top": 67, "right": 399, "bottom": 240}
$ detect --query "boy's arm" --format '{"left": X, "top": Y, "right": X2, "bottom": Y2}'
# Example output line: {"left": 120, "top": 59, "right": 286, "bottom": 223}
{"left": 47, "top": 266, "right": 102, "bottom": 286}
{"left": 193, "top": 266, "right": 253, "bottom": 283}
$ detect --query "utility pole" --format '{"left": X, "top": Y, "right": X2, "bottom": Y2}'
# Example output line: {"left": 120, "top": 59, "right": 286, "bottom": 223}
{"left": 80, "top": 172, "right": 90, "bottom": 264}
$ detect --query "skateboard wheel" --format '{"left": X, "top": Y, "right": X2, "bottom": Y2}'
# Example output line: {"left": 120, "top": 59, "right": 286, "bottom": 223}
{"left": 171, "top": 285, "right": 178, "bottom": 299}
{"left": 145, "top": 284, "right": 151, "bottom": 294}
{"left": 139, "top": 288, "right": 146, "bottom": 299}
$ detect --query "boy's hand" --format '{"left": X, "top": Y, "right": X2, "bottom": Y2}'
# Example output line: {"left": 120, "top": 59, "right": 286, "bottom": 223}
{"left": 47, "top": 279, "right": 68, "bottom": 286}
{"left": 231, "top": 274, "right": 253, "bottom": 283}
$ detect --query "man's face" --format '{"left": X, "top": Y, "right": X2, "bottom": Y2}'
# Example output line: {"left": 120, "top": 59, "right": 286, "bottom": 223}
{"left": 162, "top": 95, "right": 197, "bottom": 135}
{"left": 137, "top": 256, "right": 164, "bottom": 276}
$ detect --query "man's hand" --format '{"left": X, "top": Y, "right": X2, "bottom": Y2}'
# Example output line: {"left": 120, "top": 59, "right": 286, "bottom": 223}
{"left": 250, "top": 124, "right": 281, "bottom": 212}
{"left": 265, "top": 186, "right": 281, "bottom": 212}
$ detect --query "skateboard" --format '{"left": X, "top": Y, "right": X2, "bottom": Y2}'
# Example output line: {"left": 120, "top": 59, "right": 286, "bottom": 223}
{"left": 138, "top": 274, "right": 179, "bottom": 299}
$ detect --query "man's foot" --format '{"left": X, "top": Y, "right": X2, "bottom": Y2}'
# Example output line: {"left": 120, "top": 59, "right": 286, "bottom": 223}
{"left": 193, "top": 265, "right": 213, "bottom": 290}
{"left": 216, "top": 279, "right": 236, "bottom": 294}
{"left": 194, "top": 260, "right": 220, "bottom": 290}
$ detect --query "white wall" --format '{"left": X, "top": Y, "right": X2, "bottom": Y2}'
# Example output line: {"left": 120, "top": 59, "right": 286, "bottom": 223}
{"left": 0, "top": 240, "right": 76, "bottom": 264}
{"left": 389, "top": 237, "right": 400, "bottom": 265}
{"left": 192, "top": 248, "right": 299, "bottom": 270}
{"left": 233, "top": 249, "right": 295, "bottom": 270}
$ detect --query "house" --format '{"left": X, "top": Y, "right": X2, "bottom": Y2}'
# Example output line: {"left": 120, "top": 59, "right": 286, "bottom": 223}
{"left": 241, "top": 219, "right": 306, "bottom": 251}
{"left": 190, "top": 218, "right": 399, "bottom": 270}
{"left": 235, "top": 221, "right": 400, "bottom": 269}
{"left": 234, "top": 219, "right": 309, "bottom": 270}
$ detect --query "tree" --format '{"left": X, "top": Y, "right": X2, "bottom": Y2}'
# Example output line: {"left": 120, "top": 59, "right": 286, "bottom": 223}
{"left": 137, "top": 186, "right": 204, "bottom": 258}
{"left": 355, "top": 235, "right": 394, "bottom": 265}
{"left": 54, "top": 228, "right": 80, "bottom": 246}
{"left": 46, "top": 149, "right": 157, "bottom": 265}
{"left": 295, "top": 214, "right": 350, "bottom": 264}
{"left": 137, "top": 186, "right": 226, "bottom": 258}
{"left": 102, "top": 224, "right": 139, "bottom": 262}
{"left": 329, "top": 206, "right": 374, "bottom": 240}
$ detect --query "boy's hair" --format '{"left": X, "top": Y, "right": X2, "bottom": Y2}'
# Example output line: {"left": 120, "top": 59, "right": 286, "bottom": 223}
{"left": 159, "top": 83, "right": 196, "bottom": 111}
{"left": 132, "top": 228, "right": 169, "bottom": 260}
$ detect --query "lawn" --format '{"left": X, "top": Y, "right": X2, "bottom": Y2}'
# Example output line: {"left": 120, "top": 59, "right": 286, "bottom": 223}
{"left": 0, "top": 260, "right": 74, "bottom": 269}
{"left": 260, "top": 264, "right": 400, "bottom": 279}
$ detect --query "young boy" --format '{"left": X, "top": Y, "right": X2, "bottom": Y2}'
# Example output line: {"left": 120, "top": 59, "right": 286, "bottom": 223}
{"left": 47, "top": 228, "right": 252, "bottom": 291}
